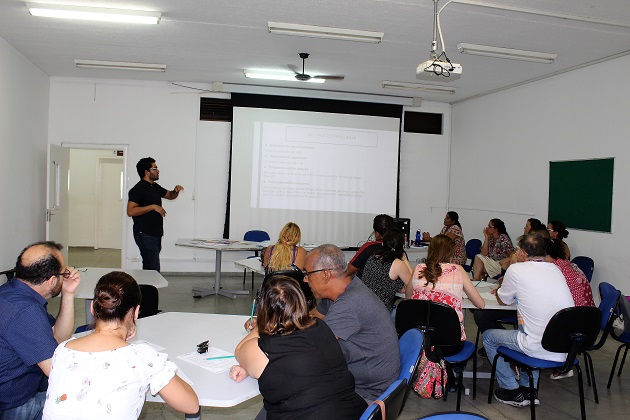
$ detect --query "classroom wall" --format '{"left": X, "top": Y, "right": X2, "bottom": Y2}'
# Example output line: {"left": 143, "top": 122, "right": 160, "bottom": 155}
{"left": 0, "top": 36, "right": 50, "bottom": 275}
{"left": 450, "top": 53, "right": 630, "bottom": 293}
{"left": 48, "top": 77, "right": 452, "bottom": 272}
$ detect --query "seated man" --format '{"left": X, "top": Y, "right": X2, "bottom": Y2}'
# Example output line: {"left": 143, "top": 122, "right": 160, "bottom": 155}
{"left": 0, "top": 242, "right": 80, "bottom": 419}
{"left": 483, "top": 234, "right": 574, "bottom": 407}
{"left": 347, "top": 214, "right": 394, "bottom": 279}
{"left": 306, "top": 244, "right": 400, "bottom": 401}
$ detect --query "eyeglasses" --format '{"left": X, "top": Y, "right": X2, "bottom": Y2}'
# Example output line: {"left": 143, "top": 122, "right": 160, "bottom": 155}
{"left": 547, "top": 228, "right": 555, "bottom": 232}
{"left": 302, "top": 268, "right": 334, "bottom": 277}
{"left": 57, "top": 269, "right": 71, "bottom": 279}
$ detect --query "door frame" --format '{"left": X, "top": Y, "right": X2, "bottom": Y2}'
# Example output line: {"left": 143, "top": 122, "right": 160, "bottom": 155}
{"left": 62, "top": 143, "right": 129, "bottom": 268}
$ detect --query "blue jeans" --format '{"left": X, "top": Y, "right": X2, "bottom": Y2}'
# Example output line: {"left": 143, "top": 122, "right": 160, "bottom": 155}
{"left": 483, "top": 328, "right": 539, "bottom": 390}
{"left": 0, "top": 391, "right": 46, "bottom": 420}
{"left": 134, "top": 233, "right": 162, "bottom": 272}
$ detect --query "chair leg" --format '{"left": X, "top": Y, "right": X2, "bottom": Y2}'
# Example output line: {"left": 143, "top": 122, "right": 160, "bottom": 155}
{"left": 583, "top": 353, "right": 592, "bottom": 386}
{"left": 251, "top": 271, "right": 255, "bottom": 289}
{"left": 617, "top": 345, "right": 629, "bottom": 377}
{"left": 487, "top": 354, "right": 499, "bottom": 404}
{"left": 242, "top": 268, "right": 247, "bottom": 285}
{"left": 583, "top": 352, "right": 598, "bottom": 404}
{"left": 455, "top": 365, "right": 464, "bottom": 411}
{"left": 607, "top": 344, "right": 625, "bottom": 388}
{"left": 576, "top": 365, "right": 586, "bottom": 420}
{"left": 473, "top": 329, "right": 480, "bottom": 399}
{"left": 526, "top": 367, "right": 536, "bottom": 420}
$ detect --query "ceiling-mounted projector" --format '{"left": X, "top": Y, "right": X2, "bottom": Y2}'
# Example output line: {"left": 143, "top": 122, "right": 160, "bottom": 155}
{"left": 416, "top": 59, "right": 462, "bottom": 82}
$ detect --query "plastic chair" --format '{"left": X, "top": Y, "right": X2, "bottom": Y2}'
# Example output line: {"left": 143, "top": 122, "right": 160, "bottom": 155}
{"left": 397, "top": 328, "right": 424, "bottom": 413}
{"left": 418, "top": 412, "right": 490, "bottom": 419}
{"left": 462, "top": 239, "right": 482, "bottom": 273}
{"left": 0, "top": 268, "right": 15, "bottom": 282}
{"left": 138, "top": 284, "right": 160, "bottom": 318}
{"left": 487, "top": 306, "right": 601, "bottom": 420}
{"left": 74, "top": 324, "right": 93, "bottom": 334}
{"left": 243, "top": 230, "right": 270, "bottom": 288}
{"left": 607, "top": 293, "right": 630, "bottom": 389}
{"left": 396, "top": 299, "right": 474, "bottom": 411}
{"left": 262, "top": 269, "right": 315, "bottom": 310}
{"left": 572, "top": 256, "right": 594, "bottom": 283}
{"left": 580, "top": 281, "right": 620, "bottom": 402}
{"left": 359, "top": 379, "right": 407, "bottom": 420}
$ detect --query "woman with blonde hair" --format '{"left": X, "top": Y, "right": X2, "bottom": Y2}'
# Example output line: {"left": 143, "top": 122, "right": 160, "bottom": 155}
{"left": 262, "top": 222, "right": 307, "bottom": 272}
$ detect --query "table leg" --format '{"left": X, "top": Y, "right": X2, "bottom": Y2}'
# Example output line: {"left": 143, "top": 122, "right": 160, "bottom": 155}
{"left": 192, "top": 249, "right": 250, "bottom": 299}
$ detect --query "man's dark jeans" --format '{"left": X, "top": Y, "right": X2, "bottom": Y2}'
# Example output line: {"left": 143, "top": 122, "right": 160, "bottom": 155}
{"left": 134, "top": 233, "right": 162, "bottom": 272}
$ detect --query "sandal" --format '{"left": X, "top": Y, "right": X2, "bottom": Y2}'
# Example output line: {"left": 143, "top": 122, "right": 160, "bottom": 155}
{"left": 549, "top": 369, "right": 574, "bottom": 380}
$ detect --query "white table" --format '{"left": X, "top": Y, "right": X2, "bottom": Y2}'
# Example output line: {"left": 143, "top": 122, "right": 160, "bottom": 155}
{"left": 176, "top": 238, "right": 265, "bottom": 299}
{"left": 135, "top": 312, "right": 259, "bottom": 407}
{"left": 234, "top": 257, "right": 265, "bottom": 276}
{"left": 75, "top": 267, "right": 168, "bottom": 324}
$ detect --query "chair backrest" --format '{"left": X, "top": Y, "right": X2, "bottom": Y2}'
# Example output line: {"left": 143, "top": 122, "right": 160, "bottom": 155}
{"left": 262, "top": 269, "right": 315, "bottom": 309}
{"left": 598, "top": 282, "right": 621, "bottom": 330}
{"left": 244, "top": 230, "right": 270, "bottom": 242}
{"left": 138, "top": 284, "right": 160, "bottom": 318}
{"left": 612, "top": 294, "right": 630, "bottom": 340}
{"left": 359, "top": 379, "right": 407, "bottom": 420}
{"left": 398, "top": 328, "right": 423, "bottom": 413}
{"left": 541, "top": 306, "right": 601, "bottom": 372}
{"left": 396, "top": 299, "right": 463, "bottom": 357}
{"left": 0, "top": 269, "right": 15, "bottom": 283}
{"left": 465, "top": 239, "right": 482, "bottom": 260}
{"left": 571, "top": 256, "right": 594, "bottom": 282}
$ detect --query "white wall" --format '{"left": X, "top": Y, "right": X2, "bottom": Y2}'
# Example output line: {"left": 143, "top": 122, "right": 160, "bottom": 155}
{"left": 0, "top": 36, "right": 50, "bottom": 274}
{"left": 48, "top": 77, "right": 452, "bottom": 272}
{"left": 451, "top": 54, "right": 630, "bottom": 292}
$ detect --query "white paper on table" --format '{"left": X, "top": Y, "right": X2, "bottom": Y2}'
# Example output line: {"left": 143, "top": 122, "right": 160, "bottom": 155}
{"left": 177, "top": 347, "right": 236, "bottom": 374}
{"left": 480, "top": 292, "right": 498, "bottom": 301}
{"left": 131, "top": 339, "right": 165, "bottom": 352}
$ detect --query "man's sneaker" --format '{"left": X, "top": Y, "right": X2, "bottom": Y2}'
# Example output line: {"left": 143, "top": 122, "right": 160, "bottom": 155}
{"left": 477, "top": 347, "right": 488, "bottom": 358}
{"left": 522, "top": 387, "right": 540, "bottom": 405}
{"left": 494, "top": 387, "right": 529, "bottom": 407}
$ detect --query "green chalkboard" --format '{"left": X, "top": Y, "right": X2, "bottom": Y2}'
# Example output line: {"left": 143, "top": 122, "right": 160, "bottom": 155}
{"left": 548, "top": 158, "right": 614, "bottom": 232}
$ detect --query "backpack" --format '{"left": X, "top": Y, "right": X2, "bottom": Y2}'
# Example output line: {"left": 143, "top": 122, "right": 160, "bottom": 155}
{"left": 413, "top": 346, "right": 448, "bottom": 399}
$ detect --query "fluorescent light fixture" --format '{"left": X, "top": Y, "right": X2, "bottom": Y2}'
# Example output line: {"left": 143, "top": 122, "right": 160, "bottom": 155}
{"left": 268, "top": 22, "right": 383, "bottom": 43}
{"left": 382, "top": 81, "right": 456, "bottom": 94}
{"left": 244, "top": 71, "right": 325, "bottom": 84}
{"left": 27, "top": 3, "right": 161, "bottom": 24}
{"left": 457, "top": 43, "right": 556, "bottom": 64}
{"left": 74, "top": 59, "right": 166, "bottom": 72}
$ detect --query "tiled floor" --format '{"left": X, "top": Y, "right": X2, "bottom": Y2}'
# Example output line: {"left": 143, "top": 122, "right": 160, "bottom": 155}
{"left": 51, "top": 249, "right": 629, "bottom": 419}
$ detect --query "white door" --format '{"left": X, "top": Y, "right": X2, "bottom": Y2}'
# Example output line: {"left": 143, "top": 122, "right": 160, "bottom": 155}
{"left": 46, "top": 144, "right": 70, "bottom": 263}
{"left": 96, "top": 158, "right": 124, "bottom": 249}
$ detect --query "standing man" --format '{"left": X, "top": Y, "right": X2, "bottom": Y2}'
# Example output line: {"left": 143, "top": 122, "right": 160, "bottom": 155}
{"left": 128, "top": 157, "right": 184, "bottom": 272}
{"left": 305, "top": 244, "right": 400, "bottom": 402}
{"left": 0, "top": 241, "right": 80, "bottom": 419}
{"left": 483, "top": 234, "right": 574, "bottom": 407}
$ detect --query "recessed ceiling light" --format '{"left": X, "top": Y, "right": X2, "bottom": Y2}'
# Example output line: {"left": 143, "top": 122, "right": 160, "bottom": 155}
{"left": 457, "top": 43, "right": 556, "bottom": 64}
{"left": 27, "top": 2, "right": 161, "bottom": 24}
{"left": 74, "top": 59, "right": 166, "bottom": 72}
{"left": 244, "top": 71, "right": 325, "bottom": 84}
{"left": 381, "top": 81, "right": 455, "bottom": 94}
{"left": 268, "top": 22, "right": 383, "bottom": 43}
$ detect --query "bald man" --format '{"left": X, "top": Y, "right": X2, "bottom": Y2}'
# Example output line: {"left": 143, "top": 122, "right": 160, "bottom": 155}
{"left": 0, "top": 241, "right": 80, "bottom": 419}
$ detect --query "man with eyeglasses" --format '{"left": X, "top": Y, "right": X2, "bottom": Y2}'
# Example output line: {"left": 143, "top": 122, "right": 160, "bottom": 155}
{"left": 305, "top": 244, "right": 400, "bottom": 402}
{"left": 128, "top": 157, "right": 184, "bottom": 272}
{"left": 0, "top": 241, "right": 80, "bottom": 419}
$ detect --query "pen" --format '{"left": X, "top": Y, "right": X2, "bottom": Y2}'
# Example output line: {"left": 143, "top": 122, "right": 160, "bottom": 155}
{"left": 206, "top": 355, "right": 235, "bottom": 360}
{"left": 249, "top": 299, "right": 256, "bottom": 327}
{"left": 474, "top": 280, "right": 482, "bottom": 287}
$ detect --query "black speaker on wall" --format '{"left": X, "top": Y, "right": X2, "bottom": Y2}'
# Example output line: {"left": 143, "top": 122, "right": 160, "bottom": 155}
{"left": 393, "top": 218, "right": 411, "bottom": 242}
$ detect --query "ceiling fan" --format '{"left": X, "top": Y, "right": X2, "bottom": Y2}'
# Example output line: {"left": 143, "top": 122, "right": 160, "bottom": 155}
{"left": 288, "top": 53, "right": 345, "bottom": 82}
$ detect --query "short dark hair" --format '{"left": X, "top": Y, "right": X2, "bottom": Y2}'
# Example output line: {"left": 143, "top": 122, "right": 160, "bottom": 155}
{"left": 92, "top": 271, "right": 142, "bottom": 322}
{"left": 373, "top": 214, "right": 394, "bottom": 236}
{"left": 527, "top": 218, "right": 544, "bottom": 231}
{"left": 256, "top": 276, "right": 315, "bottom": 336}
{"left": 15, "top": 241, "right": 63, "bottom": 285}
{"left": 136, "top": 157, "right": 155, "bottom": 178}
{"left": 519, "top": 234, "right": 547, "bottom": 258}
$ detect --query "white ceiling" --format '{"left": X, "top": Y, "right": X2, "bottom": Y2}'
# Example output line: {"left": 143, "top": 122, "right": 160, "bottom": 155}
{"left": 1, "top": 0, "right": 630, "bottom": 103}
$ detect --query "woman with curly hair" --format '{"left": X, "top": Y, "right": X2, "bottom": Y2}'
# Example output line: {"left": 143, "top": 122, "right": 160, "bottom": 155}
{"left": 262, "top": 222, "right": 307, "bottom": 272}
{"left": 472, "top": 218, "right": 514, "bottom": 281}
{"left": 408, "top": 235, "right": 485, "bottom": 340}
{"left": 230, "top": 276, "right": 366, "bottom": 419}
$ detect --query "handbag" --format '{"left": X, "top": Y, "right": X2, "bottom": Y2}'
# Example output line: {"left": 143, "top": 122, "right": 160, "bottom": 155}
{"left": 412, "top": 346, "right": 448, "bottom": 399}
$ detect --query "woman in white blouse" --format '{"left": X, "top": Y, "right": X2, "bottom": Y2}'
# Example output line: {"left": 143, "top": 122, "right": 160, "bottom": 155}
{"left": 43, "top": 271, "right": 198, "bottom": 419}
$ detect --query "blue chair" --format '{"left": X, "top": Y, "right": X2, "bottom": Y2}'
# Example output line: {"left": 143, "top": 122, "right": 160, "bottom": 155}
{"left": 359, "top": 379, "right": 407, "bottom": 420}
{"left": 398, "top": 328, "right": 423, "bottom": 413}
{"left": 418, "top": 412, "right": 490, "bottom": 419}
{"left": 242, "top": 230, "right": 270, "bottom": 288}
{"left": 572, "top": 256, "right": 594, "bottom": 282}
{"left": 74, "top": 324, "right": 93, "bottom": 334}
{"left": 487, "top": 306, "right": 601, "bottom": 420}
{"left": 462, "top": 239, "right": 482, "bottom": 273}
{"left": 607, "top": 293, "right": 630, "bottom": 390}
{"left": 396, "top": 299, "right": 475, "bottom": 411}
{"left": 580, "top": 281, "right": 620, "bottom": 402}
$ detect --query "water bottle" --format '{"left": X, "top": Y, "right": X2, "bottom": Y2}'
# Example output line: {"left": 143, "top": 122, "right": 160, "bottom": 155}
{"left": 415, "top": 229, "right": 421, "bottom": 246}
{"left": 404, "top": 234, "right": 409, "bottom": 248}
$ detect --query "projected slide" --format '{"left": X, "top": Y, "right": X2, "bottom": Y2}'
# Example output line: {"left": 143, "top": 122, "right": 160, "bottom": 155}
{"left": 251, "top": 122, "right": 395, "bottom": 214}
